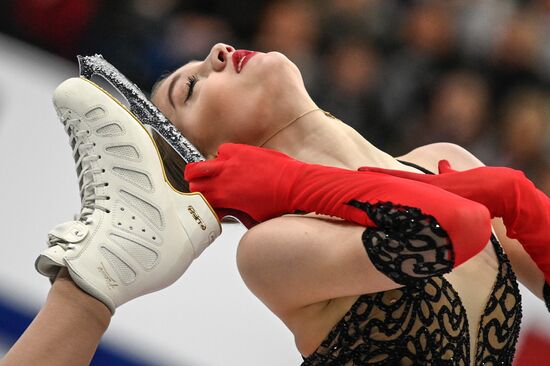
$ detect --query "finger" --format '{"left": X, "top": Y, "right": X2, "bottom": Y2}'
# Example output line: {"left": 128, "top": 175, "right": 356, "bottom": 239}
{"left": 358, "top": 166, "right": 427, "bottom": 181}
{"left": 189, "top": 185, "right": 225, "bottom": 210}
{"left": 217, "top": 143, "right": 240, "bottom": 157}
{"left": 358, "top": 166, "right": 389, "bottom": 173}
{"left": 188, "top": 178, "right": 214, "bottom": 195}
{"left": 184, "top": 160, "right": 222, "bottom": 181}
{"left": 438, "top": 160, "right": 455, "bottom": 174}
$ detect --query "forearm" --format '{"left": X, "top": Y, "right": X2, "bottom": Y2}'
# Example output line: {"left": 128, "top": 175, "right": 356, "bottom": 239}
{"left": 291, "top": 166, "right": 492, "bottom": 267}
{"left": 186, "top": 144, "right": 491, "bottom": 273}
{"left": 499, "top": 173, "right": 550, "bottom": 285}
{"left": 1, "top": 269, "right": 111, "bottom": 366}
{"left": 492, "top": 217, "right": 545, "bottom": 299}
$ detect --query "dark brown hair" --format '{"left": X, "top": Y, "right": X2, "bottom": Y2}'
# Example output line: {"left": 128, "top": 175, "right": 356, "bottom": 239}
{"left": 150, "top": 73, "right": 191, "bottom": 193}
{"left": 152, "top": 129, "right": 190, "bottom": 192}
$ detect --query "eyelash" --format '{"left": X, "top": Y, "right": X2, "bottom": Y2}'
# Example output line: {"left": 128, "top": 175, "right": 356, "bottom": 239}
{"left": 185, "top": 75, "right": 198, "bottom": 101}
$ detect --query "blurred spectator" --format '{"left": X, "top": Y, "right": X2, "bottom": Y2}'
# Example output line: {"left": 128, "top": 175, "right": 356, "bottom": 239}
{"left": 254, "top": 1, "right": 320, "bottom": 88}
{"left": 498, "top": 88, "right": 550, "bottom": 179}
{"left": 491, "top": 10, "right": 542, "bottom": 71}
{"left": 416, "top": 70, "right": 497, "bottom": 163}
{"left": 456, "top": 0, "right": 515, "bottom": 63}
{"left": 401, "top": 2, "right": 456, "bottom": 58}
{"left": 162, "top": 12, "right": 233, "bottom": 64}
{"left": 315, "top": 39, "right": 390, "bottom": 148}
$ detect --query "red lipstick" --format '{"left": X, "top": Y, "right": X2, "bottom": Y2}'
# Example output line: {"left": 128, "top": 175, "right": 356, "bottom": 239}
{"left": 232, "top": 50, "right": 257, "bottom": 73}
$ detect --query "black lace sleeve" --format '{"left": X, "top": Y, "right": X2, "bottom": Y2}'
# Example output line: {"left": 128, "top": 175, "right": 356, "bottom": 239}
{"left": 348, "top": 200, "right": 455, "bottom": 286}
{"left": 544, "top": 282, "right": 550, "bottom": 313}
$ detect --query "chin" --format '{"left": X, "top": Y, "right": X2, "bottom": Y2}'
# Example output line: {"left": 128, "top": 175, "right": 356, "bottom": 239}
{"left": 262, "top": 51, "right": 301, "bottom": 76}
{"left": 256, "top": 52, "right": 303, "bottom": 97}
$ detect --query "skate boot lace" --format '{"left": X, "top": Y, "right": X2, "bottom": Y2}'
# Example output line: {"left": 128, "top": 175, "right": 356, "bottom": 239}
{"left": 48, "top": 111, "right": 111, "bottom": 249}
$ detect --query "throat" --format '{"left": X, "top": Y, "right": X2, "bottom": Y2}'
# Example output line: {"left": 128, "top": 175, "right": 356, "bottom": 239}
{"left": 262, "top": 111, "right": 397, "bottom": 170}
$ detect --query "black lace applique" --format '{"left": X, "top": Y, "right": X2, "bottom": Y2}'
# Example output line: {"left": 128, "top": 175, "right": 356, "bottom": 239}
{"left": 545, "top": 282, "right": 550, "bottom": 313}
{"left": 474, "top": 236, "right": 522, "bottom": 365}
{"left": 348, "top": 200, "right": 455, "bottom": 286}
{"left": 302, "top": 276, "right": 469, "bottom": 366}
{"left": 301, "top": 236, "right": 523, "bottom": 366}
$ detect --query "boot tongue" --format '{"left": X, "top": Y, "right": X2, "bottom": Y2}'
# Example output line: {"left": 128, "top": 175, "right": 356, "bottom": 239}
{"left": 48, "top": 221, "right": 89, "bottom": 245}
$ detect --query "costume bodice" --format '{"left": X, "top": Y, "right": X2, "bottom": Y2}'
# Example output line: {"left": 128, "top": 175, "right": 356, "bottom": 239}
{"left": 302, "top": 161, "right": 523, "bottom": 365}
{"left": 301, "top": 235, "right": 522, "bottom": 365}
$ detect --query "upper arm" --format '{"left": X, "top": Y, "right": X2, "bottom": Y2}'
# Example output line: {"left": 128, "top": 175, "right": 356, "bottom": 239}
{"left": 236, "top": 215, "right": 402, "bottom": 314}
{"left": 399, "top": 142, "right": 546, "bottom": 299}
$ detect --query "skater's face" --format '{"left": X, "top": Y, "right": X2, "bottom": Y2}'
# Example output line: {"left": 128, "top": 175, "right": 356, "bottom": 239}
{"left": 152, "top": 43, "right": 313, "bottom": 158}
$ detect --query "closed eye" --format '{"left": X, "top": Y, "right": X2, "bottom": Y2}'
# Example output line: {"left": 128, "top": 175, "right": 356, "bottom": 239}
{"left": 186, "top": 75, "right": 198, "bottom": 101}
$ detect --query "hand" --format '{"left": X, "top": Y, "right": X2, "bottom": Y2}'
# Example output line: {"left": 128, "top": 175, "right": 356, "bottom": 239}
{"left": 185, "top": 143, "right": 304, "bottom": 223}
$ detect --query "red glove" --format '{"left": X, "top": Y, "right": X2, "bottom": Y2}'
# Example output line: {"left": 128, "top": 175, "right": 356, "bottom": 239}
{"left": 185, "top": 144, "right": 491, "bottom": 267}
{"left": 360, "top": 161, "right": 550, "bottom": 284}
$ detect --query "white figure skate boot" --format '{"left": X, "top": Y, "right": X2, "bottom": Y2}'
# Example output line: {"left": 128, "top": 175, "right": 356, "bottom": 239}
{"left": 36, "top": 77, "right": 221, "bottom": 313}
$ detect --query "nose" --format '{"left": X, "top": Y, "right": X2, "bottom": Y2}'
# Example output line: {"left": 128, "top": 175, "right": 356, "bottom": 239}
{"left": 208, "top": 43, "right": 235, "bottom": 72}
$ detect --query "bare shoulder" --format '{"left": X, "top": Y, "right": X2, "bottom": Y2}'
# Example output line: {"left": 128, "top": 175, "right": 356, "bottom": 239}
{"left": 236, "top": 215, "right": 322, "bottom": 311}
{"left": 397, "top": 142, "right": 485, "bottom": 171}
{"left": 236, "top": 214, "right": 398, "bottom": 314}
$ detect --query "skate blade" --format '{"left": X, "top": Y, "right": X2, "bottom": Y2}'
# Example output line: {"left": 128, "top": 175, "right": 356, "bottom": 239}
{"left": 78, "top": 54, "right": 204, "bottom": 164}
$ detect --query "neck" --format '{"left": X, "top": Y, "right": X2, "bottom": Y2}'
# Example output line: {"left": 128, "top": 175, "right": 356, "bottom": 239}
{"left": 261, "top": 109, "right": 405, "bottom": 170}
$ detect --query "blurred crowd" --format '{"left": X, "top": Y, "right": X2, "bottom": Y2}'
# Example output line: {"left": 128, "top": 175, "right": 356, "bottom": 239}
{"left": 2, "top": 0, "right": 550, "bottom": 193}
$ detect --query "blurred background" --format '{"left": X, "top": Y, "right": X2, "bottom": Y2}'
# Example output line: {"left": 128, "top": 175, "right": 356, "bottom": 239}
{"left": 2, "top": 0, "right": 550, "bottom": 192}
{"left": 0, "top": 0, "right": 550, "bottom": 365}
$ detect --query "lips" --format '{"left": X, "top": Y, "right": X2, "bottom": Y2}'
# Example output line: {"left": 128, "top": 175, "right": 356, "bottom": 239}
{"left": 232, "top": 50, "right": 257, "bottom": 73}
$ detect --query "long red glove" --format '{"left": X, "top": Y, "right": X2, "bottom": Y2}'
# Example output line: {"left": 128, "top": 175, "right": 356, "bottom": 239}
{"left": 185, "top": 144, "right": 491, "bottom": 267}
{"left": 359, "top": 161, "right": 550, "bottom": 284}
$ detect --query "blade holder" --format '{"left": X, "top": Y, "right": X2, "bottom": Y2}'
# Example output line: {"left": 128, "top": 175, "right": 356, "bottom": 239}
{"left": 78, "top": 54, "right": 205, "bottom": 163}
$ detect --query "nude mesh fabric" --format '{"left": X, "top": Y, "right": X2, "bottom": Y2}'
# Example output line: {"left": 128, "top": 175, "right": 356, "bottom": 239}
{"left": 113, "top": 167, "right": 153, "bottom": 191}
{"left": 119, "top": 190, "right": 164, "bottom": 229}
{"left": 96, "top": 123, "right": 123, "bottom": 136}
{"left": 105, "top": 145, "right": 139, "bottom": 160}
{"left": 110, "top": 234, "right": 158, "bottom": 269}
{"left": 100, "top": 246, "right": 136, "bottom": 284}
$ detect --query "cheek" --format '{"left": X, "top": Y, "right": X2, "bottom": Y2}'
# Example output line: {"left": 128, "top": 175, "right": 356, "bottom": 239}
{"left": 171, "top": 105, "right": 213, "bottom": 157}
{"left": 195, "top": 79, "right": 268, "bottom": 141}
